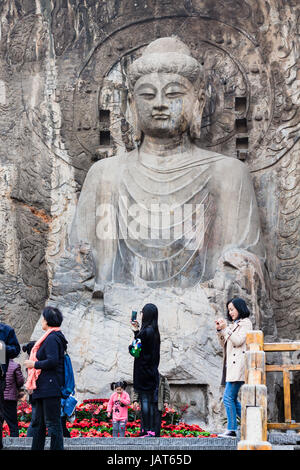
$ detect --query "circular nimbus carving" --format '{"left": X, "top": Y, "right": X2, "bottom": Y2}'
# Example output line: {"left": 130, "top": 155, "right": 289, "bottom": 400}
{"left": 11, "top": 14, "right": 296, "bottom": 173}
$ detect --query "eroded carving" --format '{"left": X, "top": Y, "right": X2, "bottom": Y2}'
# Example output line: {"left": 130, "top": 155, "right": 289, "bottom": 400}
{"left": 70, "top": 37, "right": 267, "bottom": 295}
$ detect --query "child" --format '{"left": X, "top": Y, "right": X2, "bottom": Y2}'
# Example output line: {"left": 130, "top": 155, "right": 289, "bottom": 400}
{"left": 107, "top": 381, "right": 131, "bottom": 437}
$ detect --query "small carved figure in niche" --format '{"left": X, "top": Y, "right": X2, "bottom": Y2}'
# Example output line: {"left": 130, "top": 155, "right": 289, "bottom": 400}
{"left": 70, "top": 37, "right": 265, "bottom": 296}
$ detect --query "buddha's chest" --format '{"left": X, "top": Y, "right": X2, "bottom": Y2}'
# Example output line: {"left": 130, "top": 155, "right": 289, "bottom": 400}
{"left": 116, "top": 160, "right": 216, "bottom": 257}
{"left": 112, "top": 158, "right": 219, "bottom": 286}
{"left": 118, "top": 159, "right": 214, "bottom": 218}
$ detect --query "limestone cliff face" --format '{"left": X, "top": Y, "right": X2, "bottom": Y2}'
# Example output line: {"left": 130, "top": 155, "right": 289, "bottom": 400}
{"left": 0, "top": 0, "right": 299, "bottom": 424}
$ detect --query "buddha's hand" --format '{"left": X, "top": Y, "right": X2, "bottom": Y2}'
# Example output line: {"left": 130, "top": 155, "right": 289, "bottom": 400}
{"left": 219, "top": 248, "right": 262, "bottom": 272}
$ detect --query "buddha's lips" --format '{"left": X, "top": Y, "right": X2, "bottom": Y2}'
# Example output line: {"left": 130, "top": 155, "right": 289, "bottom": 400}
{"left": 152, "top": 113, "right": 170, "bottom": 119}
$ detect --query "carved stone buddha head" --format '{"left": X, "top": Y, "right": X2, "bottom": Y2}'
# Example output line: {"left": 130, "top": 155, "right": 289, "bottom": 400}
{"left": 128, "top": 37, "right": 205, "bottom": 143}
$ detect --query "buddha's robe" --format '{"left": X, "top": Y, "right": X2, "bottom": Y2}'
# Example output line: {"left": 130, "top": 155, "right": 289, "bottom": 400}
{"left": 70, "top": 145, "right": 265, "bottom": 289}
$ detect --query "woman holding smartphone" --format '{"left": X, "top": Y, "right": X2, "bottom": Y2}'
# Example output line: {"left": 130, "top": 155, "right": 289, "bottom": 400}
{"left": 131, "top": 303, "right": 160, "bottom": 437}
{"left": 215, "top": 297, "right": 253, "bottom": 438}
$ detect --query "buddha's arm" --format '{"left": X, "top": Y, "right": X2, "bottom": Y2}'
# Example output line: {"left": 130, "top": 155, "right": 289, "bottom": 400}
{"left": 215, "top": 158, "right": 266, "bottom": 261}
{"left": 69, "top": 160, "right": 118, "bottom": 292}
{"left": 70, "top": 173, "right": 97, "bottom": 246}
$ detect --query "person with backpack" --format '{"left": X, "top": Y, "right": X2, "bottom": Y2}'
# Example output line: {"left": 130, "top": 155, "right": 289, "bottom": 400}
{"left": 60, "top": 347, "right": 77, "bottom": 438}
{"left": 24, "top": 339, "right": 76, "bottom": 439}
{"left": 24, "top": 306, "right": 68, "bottom": 450}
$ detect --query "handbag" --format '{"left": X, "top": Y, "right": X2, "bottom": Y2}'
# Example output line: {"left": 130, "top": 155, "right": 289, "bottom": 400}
{"left": 128, "top": 338, "right": 142, "bottom": 358}
{"left": 62, "top": 394, "right": 78, "bottom": 417}
{"left": 17, "top": 388, "right": 25, "bottom": 400}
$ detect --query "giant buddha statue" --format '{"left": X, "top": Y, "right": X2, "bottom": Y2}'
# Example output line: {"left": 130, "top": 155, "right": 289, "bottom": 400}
{"left": 34, "top": 37, "right": 276, "bottom": 424}
{"left": 70, "top": 36, "right": 265, "bottom": 294}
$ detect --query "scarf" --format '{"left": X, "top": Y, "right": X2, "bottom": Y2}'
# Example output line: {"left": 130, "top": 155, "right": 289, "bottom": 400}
{"left": 25, "top": 327, "right": 60, "bottom": 393}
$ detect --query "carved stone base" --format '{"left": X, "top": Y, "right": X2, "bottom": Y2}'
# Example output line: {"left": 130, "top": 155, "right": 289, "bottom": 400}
{"left": 31, "top": 244, "right": 277, "bottom": 430}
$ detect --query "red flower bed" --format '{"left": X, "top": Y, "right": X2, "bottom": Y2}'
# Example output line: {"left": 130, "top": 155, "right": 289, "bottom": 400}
{"left": 2, "top": 399, "right": 217, "bottom": 438}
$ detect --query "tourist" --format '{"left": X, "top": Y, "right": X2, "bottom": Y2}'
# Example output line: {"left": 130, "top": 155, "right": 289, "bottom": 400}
{"left": 107, "top": 380, "right": 131, "bottom": 437}
{"left": 24, "top": 339, "right": 72, "bottom": 439}
{"left": 3, "top": 358, "right": 25, "bottom": 437}
{"left": 131, "top": 303, "right": 160, "bottom": 437}
{"left": 133, "top": 372, "right": 170, "bottom": 437}
{"left": 0, "top": 320, "right": 21, "bottom": 450}
{"left": 24, "top": 306, "right": 68, "bottom": 450}
{"left": 215, "top": 297, "right": 253, "bottom": 437}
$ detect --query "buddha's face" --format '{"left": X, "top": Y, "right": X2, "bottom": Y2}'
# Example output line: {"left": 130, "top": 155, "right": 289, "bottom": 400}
{"left": 132, "top": 72, "right": 200, "bottom": 139}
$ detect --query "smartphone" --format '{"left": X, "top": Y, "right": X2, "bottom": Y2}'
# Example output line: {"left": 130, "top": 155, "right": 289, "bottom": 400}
{"left": 131, "top": 310, "right": 137, "bottom": 322}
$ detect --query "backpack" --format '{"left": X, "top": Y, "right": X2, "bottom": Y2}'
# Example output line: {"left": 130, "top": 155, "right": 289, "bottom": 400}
{"left": 61, "top": 352, "right": 75, "bottom": 399}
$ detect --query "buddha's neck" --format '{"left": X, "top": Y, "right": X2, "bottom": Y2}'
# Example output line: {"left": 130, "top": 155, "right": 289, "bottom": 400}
{"left": 140, "top": 133, "right": 191, "bottom": 157}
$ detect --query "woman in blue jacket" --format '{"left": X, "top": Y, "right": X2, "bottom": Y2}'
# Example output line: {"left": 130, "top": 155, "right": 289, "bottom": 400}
{"left": 24, "top": 307, "right": 68, "bottom": 451}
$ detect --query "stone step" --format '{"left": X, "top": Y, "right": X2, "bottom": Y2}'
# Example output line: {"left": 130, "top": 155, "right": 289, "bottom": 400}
{"left": 3, "top": 434, "right": 297, "bottom": 451}
{"left": 271, "top": 445, "right": 295, "bottom": 450}
{"left": 3, "top": 436, "right": 238, "bottom": 451}
{"left": 268, "top": 431, "right": 300, "bottom": 446}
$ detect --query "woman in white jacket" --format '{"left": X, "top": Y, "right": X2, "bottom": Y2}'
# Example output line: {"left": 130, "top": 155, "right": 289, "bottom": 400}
{"left": 215, "top": 298, "right": 253, "bottom": 438}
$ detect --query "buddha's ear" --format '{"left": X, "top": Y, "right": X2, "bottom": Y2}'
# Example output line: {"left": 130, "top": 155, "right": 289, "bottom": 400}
{"left": 128, "top": 91, "right": 142, "bottom": 144}
{"left": 190, "top": 89, "right": 205, "bottom": 140}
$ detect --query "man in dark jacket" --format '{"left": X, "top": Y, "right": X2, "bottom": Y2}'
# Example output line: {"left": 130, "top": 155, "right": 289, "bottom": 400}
{"left": 0, "top": 321, "right": 21, "bottom": 449}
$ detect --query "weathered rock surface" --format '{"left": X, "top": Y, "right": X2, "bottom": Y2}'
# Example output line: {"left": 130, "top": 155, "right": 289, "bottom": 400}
{"left": 32, "top": 243, "right": 277, "bottom": 429}
{"left": 0, "top": 0, "right": 299, "bottom": 425}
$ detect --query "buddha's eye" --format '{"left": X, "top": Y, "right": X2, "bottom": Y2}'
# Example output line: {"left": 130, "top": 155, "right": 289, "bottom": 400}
{"left": 138, "top": 92, "right": 155, "bottom": 100}
{"left": 165, "top": 90, "right": 185, "bottom": 98}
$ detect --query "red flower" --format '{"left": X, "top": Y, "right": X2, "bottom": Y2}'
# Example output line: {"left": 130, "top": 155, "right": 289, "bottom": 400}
{"left": 14, "top": 397, "right": 217, "bottom": 439}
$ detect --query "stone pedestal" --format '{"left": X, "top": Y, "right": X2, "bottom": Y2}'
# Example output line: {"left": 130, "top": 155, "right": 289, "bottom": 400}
{"left": 31, "top": 244, "right": 277, "bottom": 430}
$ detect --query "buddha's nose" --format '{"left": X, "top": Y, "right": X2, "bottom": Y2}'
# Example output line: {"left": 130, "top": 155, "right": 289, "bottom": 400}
{"left": 153, "top": 92, "right": 168, "bottom": 110}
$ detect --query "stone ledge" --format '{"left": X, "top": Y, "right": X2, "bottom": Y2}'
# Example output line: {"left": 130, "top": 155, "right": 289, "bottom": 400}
{"left": 271, "top": 445, "right": 295, "bottom": 451}
{"left": 3, "top": 437, "right": 238, "bottom": 451}
{"left": 268, "top": 432, "right": 300, "bottom": 445}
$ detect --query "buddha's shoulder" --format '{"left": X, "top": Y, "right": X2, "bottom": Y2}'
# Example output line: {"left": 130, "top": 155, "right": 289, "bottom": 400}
{"left": 215, "top": 156, "right": 249, "bottom": 176}
{"left": 84, "top": 151, "right": 130, "bottom": 181}
{"left": 194, "top": 147, "right": 249, "bottom": 176}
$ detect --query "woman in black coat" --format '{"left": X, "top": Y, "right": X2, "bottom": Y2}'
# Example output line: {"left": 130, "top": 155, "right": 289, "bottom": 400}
{"left": 24, "top": 307, "right": 67, "bottom": 451}
{"left": 131, "top": 303, "right": 160, "bottom": 437}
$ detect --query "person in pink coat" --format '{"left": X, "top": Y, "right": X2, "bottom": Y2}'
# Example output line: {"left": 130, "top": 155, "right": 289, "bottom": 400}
{"left": 107, "top": 381, "right": 131, "bottom": 437}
